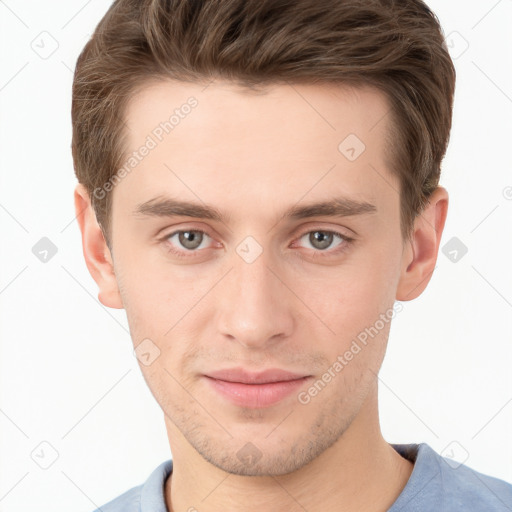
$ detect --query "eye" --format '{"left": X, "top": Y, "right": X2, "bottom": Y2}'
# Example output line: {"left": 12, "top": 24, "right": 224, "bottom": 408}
{"left": 165, "top": 229, "right": 212, "bottom": 252}
{"left": 296, "top": 229, "right": 352, "bottom": 254}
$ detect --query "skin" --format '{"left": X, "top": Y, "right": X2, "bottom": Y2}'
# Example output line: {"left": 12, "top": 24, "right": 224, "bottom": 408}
{"left": 75, "top": 79, "right": 448, "bottom": 511}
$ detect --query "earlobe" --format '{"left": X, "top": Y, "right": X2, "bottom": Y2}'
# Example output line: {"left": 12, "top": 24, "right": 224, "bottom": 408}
{"left": 74, "top": 184, "right": 124, "bottom": 309}
{"left": 396, "top": 187, "right": 449, "bottom": 301}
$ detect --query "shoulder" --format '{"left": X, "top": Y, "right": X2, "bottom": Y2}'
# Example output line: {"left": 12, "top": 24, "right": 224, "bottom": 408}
{"left": 391, "top": 443, "right": 512, "bottom": 511}
{"left": 89, "top": 459, "right": 173, "bottom": 512}
{"left": 436, "top": 451, "right": 512, "bottom": 510}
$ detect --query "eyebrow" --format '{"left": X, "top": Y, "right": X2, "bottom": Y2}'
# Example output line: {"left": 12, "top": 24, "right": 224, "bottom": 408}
{"left": 133, "top": 195, "right": 377, "bottom": 223}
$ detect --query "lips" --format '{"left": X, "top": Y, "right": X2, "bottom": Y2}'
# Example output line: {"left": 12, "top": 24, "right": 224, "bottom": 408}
{"left": 203, "top": 368, "right": 312, "bottom": 408}
{"left": 204, "top": 368, "right": 309, "bottom": 384}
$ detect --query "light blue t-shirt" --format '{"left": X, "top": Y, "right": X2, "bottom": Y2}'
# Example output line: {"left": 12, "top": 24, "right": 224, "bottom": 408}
{"left": 91, "top": 443, "right": 512, "bottom": 511}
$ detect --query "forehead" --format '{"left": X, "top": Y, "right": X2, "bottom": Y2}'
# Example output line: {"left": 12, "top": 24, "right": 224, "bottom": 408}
{"left": 123, "top": 78, "right": 392, "bottom": 151}
{"left": 115, "top": 79, "right": 398, "bottom": 221}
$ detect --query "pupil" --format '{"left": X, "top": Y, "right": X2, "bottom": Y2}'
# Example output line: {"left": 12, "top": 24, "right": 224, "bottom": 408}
{"left": 311, "top": 231, "right": 332, "bottom": 250}
{"left": 179, "top": 231, "right": 202, "bottom": 250}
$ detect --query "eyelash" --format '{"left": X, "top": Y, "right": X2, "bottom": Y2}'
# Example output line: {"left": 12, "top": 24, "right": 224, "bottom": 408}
{"left": 159, "top": 228, "right": 354, "bottom": 260}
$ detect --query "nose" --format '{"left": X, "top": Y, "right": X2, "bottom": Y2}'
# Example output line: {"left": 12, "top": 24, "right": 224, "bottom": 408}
{"left": 215, "top": 245, "right": 295, "bottom": 350}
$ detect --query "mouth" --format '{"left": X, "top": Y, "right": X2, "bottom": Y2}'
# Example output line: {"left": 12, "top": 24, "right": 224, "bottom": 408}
{"left": 203, "top": 368, "right": 312, "bottom": 408}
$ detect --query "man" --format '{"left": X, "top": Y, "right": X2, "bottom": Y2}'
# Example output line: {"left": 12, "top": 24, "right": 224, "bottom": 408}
{"left": 72, "top": 0, "right": 512, "bottom": 510}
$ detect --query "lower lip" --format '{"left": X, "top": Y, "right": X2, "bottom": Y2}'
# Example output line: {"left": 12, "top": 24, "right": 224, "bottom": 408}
{"left": 204, "top": 376, "right": 311, "bottom": 408}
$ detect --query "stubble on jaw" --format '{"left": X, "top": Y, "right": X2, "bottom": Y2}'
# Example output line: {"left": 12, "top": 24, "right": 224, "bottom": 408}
{"left": 161, "top": 369, "right": 376, "bottom": 478}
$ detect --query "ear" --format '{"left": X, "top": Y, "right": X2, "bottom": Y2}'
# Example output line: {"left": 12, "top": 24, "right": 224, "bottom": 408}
{"left": 396, "top": 186, "right": 449, "bottom": 301}
{"left": 74, "top": 183, "right": 124, "bottom": 309}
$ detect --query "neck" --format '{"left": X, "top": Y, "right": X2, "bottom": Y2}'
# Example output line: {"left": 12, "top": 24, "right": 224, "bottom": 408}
{"left": 164, "top": 388, "right": 413, "bottom": 512}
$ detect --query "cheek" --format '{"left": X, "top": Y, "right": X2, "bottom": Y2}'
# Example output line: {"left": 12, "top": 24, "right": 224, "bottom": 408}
{"left": 287, "top": 248, "right": 402, "bottom": 389}
{"left": 114, "top": 258, "right": 205, "bottom": 374}
{"left": 115, "top": 253, "right": 199, "bottom": 336}
{"left": 295, "top": 253, "right": 399, "bottom": 338}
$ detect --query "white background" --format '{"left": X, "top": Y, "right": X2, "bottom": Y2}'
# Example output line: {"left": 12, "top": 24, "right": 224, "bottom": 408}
{"left": 0, "top": 1, "right": 511, "bottom": 510}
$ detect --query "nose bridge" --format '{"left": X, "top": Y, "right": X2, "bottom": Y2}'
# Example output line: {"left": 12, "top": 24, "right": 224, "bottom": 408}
{"left": 216, "top": 244, "right": 294, "bottom": 348}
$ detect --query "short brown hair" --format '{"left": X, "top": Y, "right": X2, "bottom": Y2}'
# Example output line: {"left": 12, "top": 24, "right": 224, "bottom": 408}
{"left": 72, "top": 0, "right": 456, "bottom": 248}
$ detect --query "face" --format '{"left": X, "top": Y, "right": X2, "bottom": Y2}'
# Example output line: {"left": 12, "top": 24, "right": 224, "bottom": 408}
{"left": 108, "top": 80, "right": 407, "bottom": 476}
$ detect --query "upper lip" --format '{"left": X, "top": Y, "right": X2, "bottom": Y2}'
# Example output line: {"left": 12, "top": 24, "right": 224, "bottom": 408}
{"left": 204, "top": 368, "right": 309, "bottom": 384}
